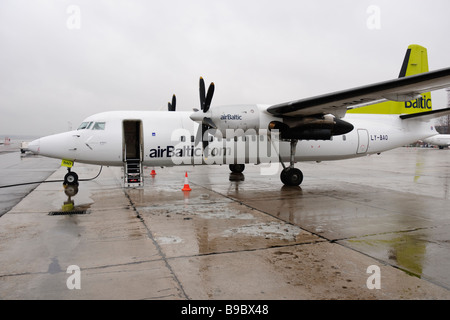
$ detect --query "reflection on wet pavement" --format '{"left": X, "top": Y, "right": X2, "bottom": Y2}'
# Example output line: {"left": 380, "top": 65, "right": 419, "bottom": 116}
{"left": 2, "top": 148, "right": 450, "bottom": 299}
{"left": 48, "top": 184, "right": 92, "bottom": 216}
{"left": 184, "top": 148, "right": 450, "bottom": 289}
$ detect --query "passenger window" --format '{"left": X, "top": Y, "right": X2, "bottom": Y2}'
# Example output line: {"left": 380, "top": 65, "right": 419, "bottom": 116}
{"left": 92, "top": 122, "right": 106, "bottom": 130}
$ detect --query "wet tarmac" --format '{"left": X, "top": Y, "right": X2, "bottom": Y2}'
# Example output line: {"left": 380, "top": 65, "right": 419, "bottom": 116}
{"left": 1, "top": 147, "right": 450, "bottom": 299}
{"left": 0, "top": 150, "right": 60, "bottom": 217}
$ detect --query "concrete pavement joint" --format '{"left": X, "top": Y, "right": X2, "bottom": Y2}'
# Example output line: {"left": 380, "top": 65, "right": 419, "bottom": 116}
{"left": 122, "top": 189, "right": 189, "bottom": 300}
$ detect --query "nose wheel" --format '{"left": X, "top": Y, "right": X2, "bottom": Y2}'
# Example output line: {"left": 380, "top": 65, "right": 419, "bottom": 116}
{"left": 64, "top": 169, "right": 79, "bottom": 186}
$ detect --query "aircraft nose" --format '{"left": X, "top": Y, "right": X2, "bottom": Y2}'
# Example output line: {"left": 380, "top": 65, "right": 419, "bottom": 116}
{"left": 28, "top": 138, "right": 40, "bottom": 154}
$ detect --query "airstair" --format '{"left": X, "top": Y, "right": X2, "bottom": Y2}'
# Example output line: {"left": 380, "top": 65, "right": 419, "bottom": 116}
{"left": 124, "top": 158, "right": 143, "bottom": 187}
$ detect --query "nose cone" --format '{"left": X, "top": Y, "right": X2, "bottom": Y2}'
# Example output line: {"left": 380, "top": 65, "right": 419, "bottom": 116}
{"left": 28, "top": 138, "right": 40, "bottom": 154}
{"left": 28, "top": 131, "right": 77, "bottom": 160}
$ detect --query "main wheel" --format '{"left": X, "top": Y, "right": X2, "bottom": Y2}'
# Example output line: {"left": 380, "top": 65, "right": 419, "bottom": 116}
{"left": 280, "top": 167, "right": 303, "bottom": 186}
{"left": 64, "top": 172, "right": 79, "bottom": 185}
{"left": 229, "top": 164, "right": 245, "bottom": 173}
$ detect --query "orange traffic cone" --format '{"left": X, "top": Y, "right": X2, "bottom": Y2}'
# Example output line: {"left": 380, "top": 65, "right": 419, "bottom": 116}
{"left": 150, "top": 168, "right": 156, "bottom": 176}
{"left": 181, "top": 172, "right": 192, "bottom": 191}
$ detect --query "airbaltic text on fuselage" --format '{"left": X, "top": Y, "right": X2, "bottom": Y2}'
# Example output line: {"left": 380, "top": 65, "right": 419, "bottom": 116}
{"left": 148, "top": 128, "right": 280, "bottom": 165}
{"left": 405, "top": 97, "right": 431, "bottom": 109}
{"left": 149, "top": 145, "right": 218, "bottom": 158}
{"left": 220, "top": 114, "right": 243, "bottom": 120}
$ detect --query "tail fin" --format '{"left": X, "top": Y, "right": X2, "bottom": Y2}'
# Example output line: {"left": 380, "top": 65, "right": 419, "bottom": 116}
{"left": 348, "top": 44, "right": 432, "bottom": 115}
{"left": 398, "top": 44, "right": 429, "bottom": 77}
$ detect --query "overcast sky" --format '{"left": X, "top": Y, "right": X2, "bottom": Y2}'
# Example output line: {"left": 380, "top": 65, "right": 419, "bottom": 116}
{"left": 1, "top": 0, "right": 450, "bottom": 136}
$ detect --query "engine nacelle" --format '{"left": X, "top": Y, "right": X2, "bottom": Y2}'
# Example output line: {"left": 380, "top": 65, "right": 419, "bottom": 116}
{"left": 269, "top": 115, "right": 354, "bottom": 140}
{"left": 209, "top": 105, "right": 261, "bottom": 138}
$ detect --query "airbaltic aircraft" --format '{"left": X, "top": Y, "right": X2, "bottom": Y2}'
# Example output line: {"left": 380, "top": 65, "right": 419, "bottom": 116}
{"left": 28, "top": 45, "right": 450, "bottom": 186}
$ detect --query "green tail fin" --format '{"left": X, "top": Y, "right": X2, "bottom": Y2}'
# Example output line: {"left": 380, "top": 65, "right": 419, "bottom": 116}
{"left": 348, "top": 44, "right": 432, "bottom": 115}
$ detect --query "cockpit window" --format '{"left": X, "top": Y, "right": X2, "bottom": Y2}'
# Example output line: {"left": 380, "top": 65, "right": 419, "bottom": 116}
{"left": 92, "top": 122, "right": 106, "bottom": 130}
{"left": 77, "top": 121, "right": 95, "bottom": 130}
{"left": 77, "top": 122, "right": 89, "bottom": 130}
{"left": 78, "top": 121, "right": 105, "bottom": 130}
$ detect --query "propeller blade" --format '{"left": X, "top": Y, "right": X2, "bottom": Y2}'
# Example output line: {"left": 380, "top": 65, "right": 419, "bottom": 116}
{"left": 203, "top": 117, "right": 217, "bottom": 129}
{"left": 202, "top": 123, "right": 211, "bottom": 151}
{"left": 194, "top": 122, "right": 215, "bottom": 150}
{"left": 199, "top": 77, "right": 206, "bottom": 111}
{"left": 204, "top": 82, "right": 215, "bottom": 113}
{"left": 168, "top": 94, "right": 176, "bottom": 111}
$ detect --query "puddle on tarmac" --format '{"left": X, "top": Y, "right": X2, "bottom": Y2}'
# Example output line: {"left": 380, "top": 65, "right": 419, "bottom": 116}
{"left": 156, "top": 235, "right": 184, "bottom": 244}
{"left": 140, "top": 201, "right": 256, "bottom": 220}
{"left": 222, "top": 221, "right": 303, "bottom": 241}
{"left": 346, "top": 232, "right": 428, "bottom": 278}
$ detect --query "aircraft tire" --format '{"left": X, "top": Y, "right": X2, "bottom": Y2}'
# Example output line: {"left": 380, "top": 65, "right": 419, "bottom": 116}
{"left": 64, "top": 172, "right": 79, "bottom": 185}
{"left": 229, "top": 164, "right": 245, "bottom": 173}
{"left": 280, "top": 167, "right": 303, "bottom": 186}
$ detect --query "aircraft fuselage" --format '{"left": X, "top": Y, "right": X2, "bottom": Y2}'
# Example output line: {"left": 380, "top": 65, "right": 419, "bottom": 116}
{"left": 28, "top": 105, "right": 438, "bottom": 168}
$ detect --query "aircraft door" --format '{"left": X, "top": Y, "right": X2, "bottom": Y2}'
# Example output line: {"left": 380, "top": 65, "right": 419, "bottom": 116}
{"left": 356, "top": 129, "right": 369, "bottom": 154}
{"left": 123, "top": 120, "right": 143, "bottom": 161}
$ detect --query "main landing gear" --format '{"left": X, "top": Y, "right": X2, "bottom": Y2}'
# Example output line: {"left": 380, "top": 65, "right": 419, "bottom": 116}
{"left": 64, "top": 168, "right": 79, "bottom": 186}
{"left": 280, "top": 139, "right": 303, "bottom": 186}
{"left": 228, "top": 139, "right": 304, "bottom": 187}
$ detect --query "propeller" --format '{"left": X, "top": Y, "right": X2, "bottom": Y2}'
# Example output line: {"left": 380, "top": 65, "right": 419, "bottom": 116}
{"left": 191, "top": 77, "right": 217, "bottom": 150}
{"left": 168, "top": 94, "right": 176, "bottom": 111}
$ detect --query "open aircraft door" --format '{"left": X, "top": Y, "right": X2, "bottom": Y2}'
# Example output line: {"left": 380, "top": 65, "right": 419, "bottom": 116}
{"left": 122, "top": 120, "right": 144, "bottom": 186}
{"left": 123, "top": 120, "right": 143, "bottom": 161}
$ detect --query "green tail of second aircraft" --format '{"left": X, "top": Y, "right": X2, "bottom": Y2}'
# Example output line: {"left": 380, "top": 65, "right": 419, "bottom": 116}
{"left": 347, "top": 44, "right": 432, "bottom": 115}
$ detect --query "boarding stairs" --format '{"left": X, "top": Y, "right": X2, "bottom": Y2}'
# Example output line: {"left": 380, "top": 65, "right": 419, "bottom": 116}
{"left": 124, "top": 158, "right": 143, "bottom": 187}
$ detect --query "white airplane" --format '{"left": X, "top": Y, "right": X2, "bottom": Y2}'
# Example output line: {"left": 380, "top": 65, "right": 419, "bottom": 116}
{"left": 423, "top": 134, "right": 450, "bottom": 149}
{"left": 28, "top": 44, "right": 450, "bottom": 187}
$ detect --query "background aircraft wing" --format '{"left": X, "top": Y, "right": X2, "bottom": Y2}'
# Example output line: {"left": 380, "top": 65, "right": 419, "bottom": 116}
{"left": 267, "top": 67, "right": 450, "bottom": 118}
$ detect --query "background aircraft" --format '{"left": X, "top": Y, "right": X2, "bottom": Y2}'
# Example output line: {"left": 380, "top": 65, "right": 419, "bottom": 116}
{"left": 423, "top": 134, "right": 450, "bottom": 149}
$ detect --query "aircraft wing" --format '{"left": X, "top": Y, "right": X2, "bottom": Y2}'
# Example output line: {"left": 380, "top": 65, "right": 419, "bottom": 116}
{"left": 267, "top": 67, "right": 450, "bottom": 118}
